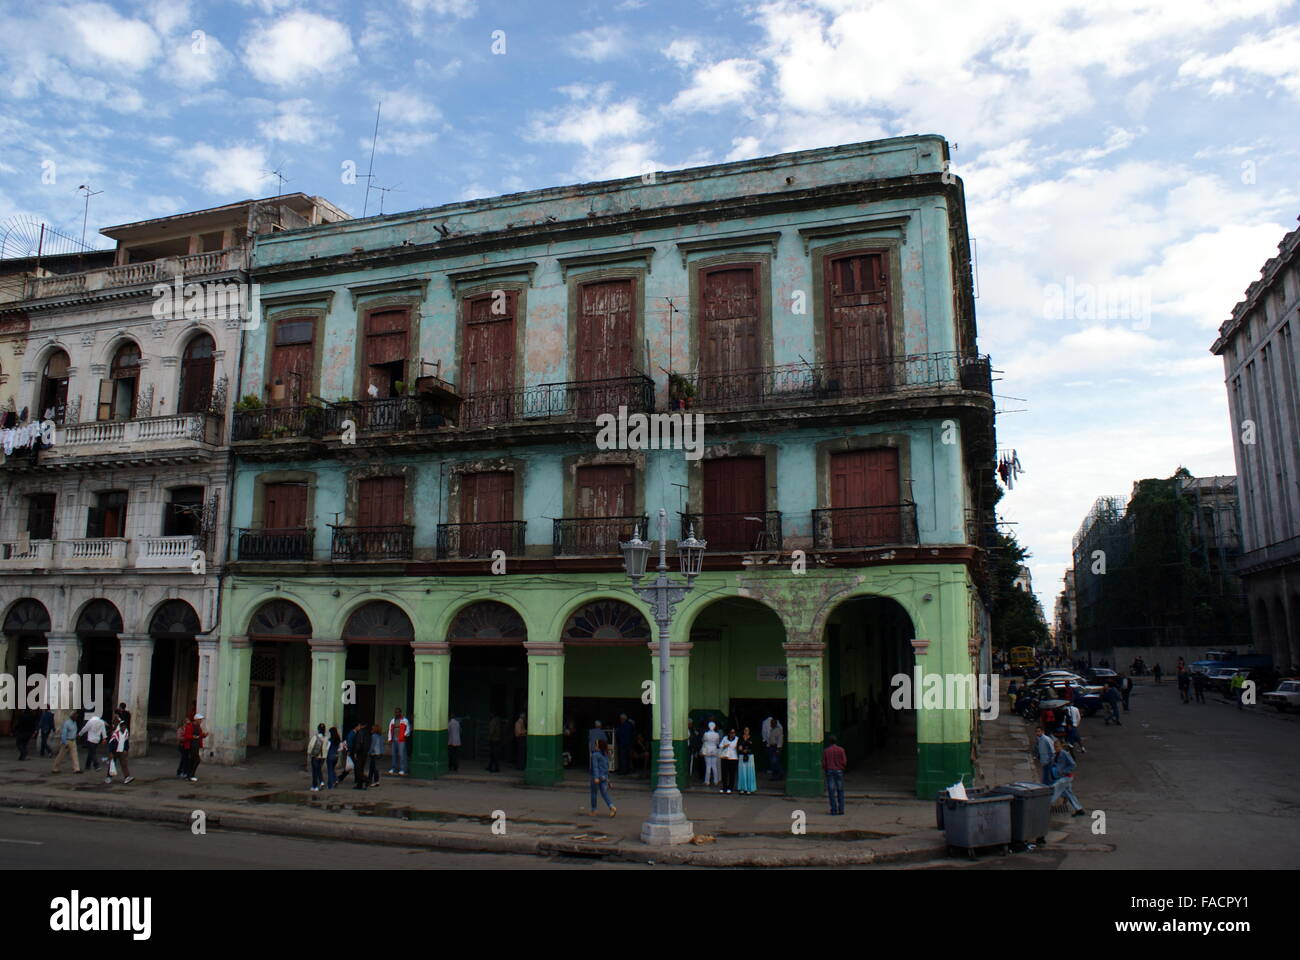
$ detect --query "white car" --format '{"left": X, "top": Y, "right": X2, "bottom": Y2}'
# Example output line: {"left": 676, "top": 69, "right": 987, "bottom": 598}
{"left": 1263, "top": 679, "right": 1300, "bottom": 712}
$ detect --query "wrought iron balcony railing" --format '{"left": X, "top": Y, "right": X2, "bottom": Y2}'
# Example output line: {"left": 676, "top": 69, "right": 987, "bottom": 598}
{"left": 330, "top": 524, "right": 413, "bottom": 561}
{"left": 231, "top": 404, "right": 325, "bottom": 442}
{"left": 323, "top": 396, "right": 451, "bottom": 435}
{"left": 238, "top": 527, "right": 315, "bottom": 561}
{"left": 461, "top": 374, "right": 654, "bottom": 429}
{"left": 679, "top": 510, "right": 782, "bottom": 553}
{"left": 436, "top": 520, "right": 527, "bottom": 559}
{"left": 812, "top": 503, "right": 918, "bottom": 550}
{"left": 682, "top": 352, "right": 990, "bottom": 411}
{"left": 553, "top": 515, "right": 648, "bottom": 557}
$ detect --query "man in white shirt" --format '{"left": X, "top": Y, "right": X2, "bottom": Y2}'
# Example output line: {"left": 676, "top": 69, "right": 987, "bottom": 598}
{"left": 765, "top": 718, "right": 785, "bottom": 781}
{"left": 447, "top": 715, "right": 461, "bottom": 772}
{"left": 387, "top": 708, "right": 411, "bottom": 776}
{"left": 79, "top": 713, "right": 108, "bottom": 772}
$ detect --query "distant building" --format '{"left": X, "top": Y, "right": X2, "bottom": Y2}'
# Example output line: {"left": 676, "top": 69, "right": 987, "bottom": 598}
{"left": 1211, "top": 219, "right": 1300, "bottom": 674}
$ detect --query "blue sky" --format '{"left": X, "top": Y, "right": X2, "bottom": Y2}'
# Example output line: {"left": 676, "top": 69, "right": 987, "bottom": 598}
{"left": 3, "top": 0, "right": 1299, "bottom": 614}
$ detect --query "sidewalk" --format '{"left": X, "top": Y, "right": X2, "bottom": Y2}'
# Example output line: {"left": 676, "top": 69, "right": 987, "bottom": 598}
{"left": 0, "top": 749, "right": 946, "bottom": 867}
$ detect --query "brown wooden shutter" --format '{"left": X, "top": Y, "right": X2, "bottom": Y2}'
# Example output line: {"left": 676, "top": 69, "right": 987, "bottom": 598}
{"left": 97, "top": 380, "right": 114, "bottom": 421}
{"left": 699, "top": 266, "right": 761, "bottom": 378}
{"left": 358, "top": 476, "right": 405, "bottom": 527}
{"left": 825, "top": 251, "right": 892, "bottom": 392}
{"left": 264, "top": 482, "right": 308, "bottom": 530}
{"left": 830, "top": 448, "right": 900, "bottom": 546}
{"left": 702, "top": 457, "right": 765, "bottom": 550}
{"left": 576, "top": 279, "right": 634, "bottom": 381}
{"left": 179, "top": 335, "right": 215, "bottom": 414}
{"left": 576, "top": 465, "right": 634, "bottom": 518}
{"left": 270, "top": 318, "right": 314, "bottom": 403}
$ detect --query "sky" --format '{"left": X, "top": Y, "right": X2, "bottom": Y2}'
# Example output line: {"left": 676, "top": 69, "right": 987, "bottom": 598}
{"left": 2, "top": 0, "right": 1298, "bottom": 615}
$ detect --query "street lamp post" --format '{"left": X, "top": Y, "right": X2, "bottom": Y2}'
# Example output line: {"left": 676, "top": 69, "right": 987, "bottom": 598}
{"left": 620, "top": 507, "right": 705, "bottom": 845}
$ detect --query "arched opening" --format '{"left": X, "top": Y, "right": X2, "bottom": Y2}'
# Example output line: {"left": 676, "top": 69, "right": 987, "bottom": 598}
{"left": 823, "top": 595, "right": 916, "bottom": 793}
{"left": 447, "top": 601, "right": 527, "bottom": 771}
{"left": 76, "top": 599, "right": 123, "bottom": 712}
{"left": 246, "top": 599, "right": 312, "bottom": 751}
{"left": 561, "top": 599, "right": 652, "bottom": 776}
{"left": 39, "top": 350, "right": 70, "bottom": 423}
{"left": 2, "top": 600, "right": 51, "bottom": 735}
{"left": 106, "top": 341, "right": 141, "bottom": 421}
{"left": 341, "top": 601, "right": 415, "bottom": 734}
{"left": 178, "top": 333, "right": 216, "bottom": 414}
{"left": 148, "top": 600, "right": 200, "bottom": 741}
{"left": 688, "top": 597, "right": 787, "bottom": 781}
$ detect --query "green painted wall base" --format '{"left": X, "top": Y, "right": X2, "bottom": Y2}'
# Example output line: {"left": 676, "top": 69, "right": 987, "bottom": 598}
{"left": 785, "top": 741, "right": 823, "bottom": 798}
{"left": 410, "top": 729, "right": 447, "bottom": 779}
{"left": 525, "top": 734, "right": 563, "bottom": 786}
{"left": 649, "top": 739, "right": 688, "bottom": 789}
{"left": 916, "top": 741, "right": 973, "bottom": 799}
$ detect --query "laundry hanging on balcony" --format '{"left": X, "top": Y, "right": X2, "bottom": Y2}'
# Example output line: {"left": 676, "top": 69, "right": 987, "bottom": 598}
{"left": 0, "top": 421, "right": 49, "bottom": 455}
{"left": 997, "top": 450, "right": 1023, "bottom": 489}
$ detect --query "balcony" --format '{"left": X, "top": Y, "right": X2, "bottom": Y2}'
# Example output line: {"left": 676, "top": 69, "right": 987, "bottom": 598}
{"left": 61, "top": 413, "right": 222, "bottom": 448}
{"left": 812, "top": 503, "right": 918, "bottom": 550}
{"left": 25, "top": 248, "right": 246, "bottom": 300}
{"left": 330, "top": 524, "right": 413, "bottom": 561}
{"left": 237, "top": 527, "right": 315, "bottom": 561}
{"left": 60, "top": 538, "right": 128, "bottom": 569}
{"left": 436, "top": 521, "right": 526, "bottom": 559}
{"left": 680, "top": 511, "right": 782, "bottom": 553}
{"left": 553, "top": 515, "right": 647, "bottom": 557}
{"left": 324, "top": 396, "right": 450, "bottom": 435}
{"left": 0, "top": 539, "right": 54, "bottom": 570}
{"left": 681, "top": 352, "right": 989, "bottom": 411}
{"left": 461, "top": 375, "right": 655, "bottom": 429}
{"left": 135, "top": 535, "right": 200, "bottom": 569}
{"left": 231, "top": 405, "right": 325, "bottom": 442}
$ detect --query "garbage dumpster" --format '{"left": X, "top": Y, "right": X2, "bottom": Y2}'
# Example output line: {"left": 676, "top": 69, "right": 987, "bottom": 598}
{"left": 943, "top": 793, "right": 1011, "bottom": 856}
{"left": 992, "top": 781, "right": 1052, "bottom": 846}
{"left": 935, "top": 786, "right": 991, "bottom": 830}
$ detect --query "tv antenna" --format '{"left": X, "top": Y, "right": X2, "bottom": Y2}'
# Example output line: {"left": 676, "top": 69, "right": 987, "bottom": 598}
{"left": 262, "top": 164, "right": 290, "bottom": 198}
{"left": 76, "top": 184, "right": 103, "bottom": 247}
{"left": 362, "top": 101, "right": 382, "bottom": 217}
{"left": 371, "top": 183, "right": 403, "bottom": 215}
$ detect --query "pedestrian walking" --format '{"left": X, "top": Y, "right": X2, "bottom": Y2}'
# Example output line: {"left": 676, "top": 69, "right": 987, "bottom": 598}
{"left": 446, "top": 714, "right": 460, "bottom": 773}
{"left": 487, "top": 712, "right": 503, "bottom": 772}
{"left": 1152, "top": 663, "right": 1162, "bottom": 685}
{"left": 701, "top": 720, "right": 721, "bottom": 787}
{"left": 1035, "top": 725, "right": 1055, "bottom": 784}
{"left": 79, "top": 712, "right": 108, "bottom": 771}
{"left": 588, "top": 739, "right": 616, "bottom": 817}
{"left": 186, "top": 714, "right": 207, "bottom": 781}
{"left": 104, "top": 709, "right": 133, "bottom": 784}
{"left": 348, "top": 722, "right": 370, "bottom": 790}
{"left": 37, "top": 708, "right": 54, "bottom": 757}
{"left": 737, "top": 727, "right": 757, "bottom": 794}
{"left": 1104, "top": 683, "right": 1124, "bottom": 723}
{"left": 176, "top": 711, "right": 194, "bottom": 779}
{"left": 514, "top": 714, "right": 527, "bottom": 770}
{"left": 327, "top": 726, "right": 342, "bottom": 789}
{"left": 51, "top": 711, "right": 82, "bottom": 774}
{"left": 307, "top": 723, "right": 327, "bottom": 792}
{"left": 719, "top": 728, "right": 739, "bottom": 794}
{"left": 1120, "top": 674, "right": 1133, "bottom": 711}
{"left": 369, "top": 723, "right": 384, "bottom": 786}
{"left": 765, "top": 716, "right": 785, "bottom": 780}
{"left": 1230, "top": 671, "right": 1247, "bottom": 710}
{"left": 387, "top": 708, "right": 410, "bottom": 776}
{"left": 13, "top": 708, "right": 36, "bottom": 760}
{"left": 1177, "top": 671, "right": 1191, "bottom": 705}
{"left": 1064, "top": 702, "right": 1086, "bottom": 754}
{"left": 1048, "top": 739, "right": 1087, "bottom": 816}
{"left": 823, "top": 735, "right": 847, "bottom": 815}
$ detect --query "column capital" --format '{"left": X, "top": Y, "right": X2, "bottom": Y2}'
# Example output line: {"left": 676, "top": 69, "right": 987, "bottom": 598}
{"left": 783, "top": 641, "right": 826, "bottom": 657}
{"left": 309, "top": 638, "right": 345, "bottom": 654}
{"left": 647, "top": 641, "right": 693, "bottom": 656}
{"left": 524, "top": 641, "right": 565, "bottom": 657}
{"left": 412, "top": 641, "right": 451, "bottom": 656}
{"left": 228, "top": 634, "right": 251, "bottom": 649}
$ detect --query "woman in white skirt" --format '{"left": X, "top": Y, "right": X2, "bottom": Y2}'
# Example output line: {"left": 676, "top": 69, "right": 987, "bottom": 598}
{"left": 701, "top": 720, "right": 721, "bottom": 787}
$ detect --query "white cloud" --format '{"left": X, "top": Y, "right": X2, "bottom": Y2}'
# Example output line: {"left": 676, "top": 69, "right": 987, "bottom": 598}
{"left": 567, "top": 26, "right": 626, "bottom": 62}
{"left": 529, "top": 91, "right": 650, "bottom": 149}
{"left": 661, "top": 38, "right": 700, "bottom": 66}
{"left": 242, "top": 11, "right": 356, "bottom": 87}
{"left": 257, "top": 98, "right": 339, "bottom": 144}
{"left": 177, "top": 141, "right": 270, "bottom": 194}
{"left": 1179, "top": 22, "right": 1300, "bottom": 101}
{"left": 669, "top": 59, "right": 764, "bottom": 113}
{"left": 61, "top": 2, "right": 161, "bottom": 72}
{"left": 166, "top": 31, "right": 231, "bottom": 86}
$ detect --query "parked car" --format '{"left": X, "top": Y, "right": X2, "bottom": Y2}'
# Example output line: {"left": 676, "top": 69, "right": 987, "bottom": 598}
{"left": 1262, "top": 679, "right": 1300, "bottom": 712}
{"left": 1206, "top": 666, "right": 1250, "bottom": 693}
{"left": 1087, "top": 667, "right": 1118, "bottom": 683}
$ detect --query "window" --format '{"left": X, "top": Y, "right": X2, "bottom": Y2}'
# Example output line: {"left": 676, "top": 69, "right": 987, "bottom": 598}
{"left": 362, "top": 308, "right": 410, "bottom": 398}
{"left": 462, "top": 292, "right": 516, "bottom": 394}
{"left": 576, "top": 279, "right": 635, "bottom": 381}
{"left": 824, "top": 250, "right": 893, "bottom": 392}
{"left": 200, "top": 231, "right": 224, "bottom": 253}
{"left": 87, "top": 490, "right": 129, "bottom": 539}
{"left": 27, "top": 493, "right": 56, "bottom": 540}
{"left": 100, "top": 342, "right": 141, "bottom": 421}
{"left": 263, "top": 481, "right": 308, "bottom": 531}
{"left": 698, "top": 265, "right": 761, "bottom": 378}
{"left": 357, "top": 476, "right": 405, "bottom": 527}
{"left": 829, "top": 448, "right": 900, "bottom": 546}
{"left": 39, "top": 350, "right": 70, "bottom": 424}
{"left": 269, "top": 318, "right": 314, "bottom": 404}
{"left": 702, "top": 457, "right": 766, "bottom": 551}
{"left": 163, "top": 487, "right": 205, "bottom": 537}
{"left": 178, "top": 334, "right": 215, "bottom": 414}
{"left": 459, "top": 471, "right": 515, "bottom": 557}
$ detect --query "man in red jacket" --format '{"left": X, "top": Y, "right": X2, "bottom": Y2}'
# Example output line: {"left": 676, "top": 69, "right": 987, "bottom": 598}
{"left": 185, "top": 714, "right": 207, "bottom": 782}
{"left": 823, "top": 735, "right": 847, "bottom": 815}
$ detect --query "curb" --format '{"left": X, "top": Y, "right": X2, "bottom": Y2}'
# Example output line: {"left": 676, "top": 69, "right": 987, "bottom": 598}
{"left": 0, "top": 791, "right": 948, "bottom": 868}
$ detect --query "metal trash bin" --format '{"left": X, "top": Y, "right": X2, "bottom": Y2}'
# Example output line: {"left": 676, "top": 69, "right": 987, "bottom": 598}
{"left": 935, "top": 786, "right": 990, "bottom": 829}
{"left": 943, "top": 794, "right": 1012, "bottom": 855}
{"left": 992, "top": 781, "right": 1052, "bottom": 846}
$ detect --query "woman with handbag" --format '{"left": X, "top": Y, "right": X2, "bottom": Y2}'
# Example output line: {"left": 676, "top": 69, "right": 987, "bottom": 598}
{"left": 307, "top": 723, "right": 327, "bottom": 792}
{"left": 104, "top": 709, "right": 133, "bottom": 785}
{"left": 326, "top": 727, "right": 342, "bottom": 789}
{"left": 736, "top": 727, "right": 757, "bottom": 795}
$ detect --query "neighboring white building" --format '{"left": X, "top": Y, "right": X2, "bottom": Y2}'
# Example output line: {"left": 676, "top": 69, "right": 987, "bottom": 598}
{"left": 1211, "top": 216, "right": 1300, "bottom": 674}
{"left": 0, "top": 195, "right": 346, "bottom": 752}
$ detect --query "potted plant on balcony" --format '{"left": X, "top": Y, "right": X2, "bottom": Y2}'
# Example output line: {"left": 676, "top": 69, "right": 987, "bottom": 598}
{"left": 668, "top": 372, "right": 696, "bottom": 410}
{"left": 235, "top": 394, "right": 263, "bottom": 412}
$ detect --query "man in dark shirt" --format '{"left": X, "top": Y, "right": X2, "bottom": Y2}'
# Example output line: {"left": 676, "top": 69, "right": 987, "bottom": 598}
{"left": 349, "top": 722, "right": 370, "bottom": 790}
{"left": 822, "top": 735, "right": 847, "bottom": 815}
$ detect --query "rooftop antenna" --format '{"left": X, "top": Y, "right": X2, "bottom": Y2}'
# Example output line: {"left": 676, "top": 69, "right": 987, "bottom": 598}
{"left": 362, "top": 101, "right": 382, "bottom": 217}
{"left": 371, "top": 183, "right": 402, "bottom": 215}
{"left": 76, "top": 184, "right": 103, "bottom": 248}
{"left": 263, "top": 165, "right": 290, "bottom": 198}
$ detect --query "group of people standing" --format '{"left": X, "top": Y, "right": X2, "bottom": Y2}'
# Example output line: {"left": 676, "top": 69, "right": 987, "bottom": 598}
{"left": 305, "top": 708, "right": 413, "bottom": 792}
{"left": 39, "top": 704, "right": 144, "bottom": 785}
{"left": 687, "top": 714, "right": 784, "bottom": 793}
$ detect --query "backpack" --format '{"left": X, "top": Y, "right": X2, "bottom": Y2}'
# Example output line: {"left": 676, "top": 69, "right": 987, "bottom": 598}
{"left": 309, "top": 734, "right": 324, "bottom": 759}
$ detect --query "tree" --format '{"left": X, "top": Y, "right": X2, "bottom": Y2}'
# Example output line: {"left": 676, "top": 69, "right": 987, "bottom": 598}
{"left": 990, "top": 530, "right": 1050, "bottom": 652}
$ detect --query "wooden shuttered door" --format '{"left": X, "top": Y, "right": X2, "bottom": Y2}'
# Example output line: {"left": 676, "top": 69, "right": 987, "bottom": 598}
{"left": 179, "top": 334, "right": 215, "bottom": 414}
{"left": 699, "top": 265, "right": 762, "bottom": 403}
{"left": 702, "top": 457, "right": 766, "bottom": 551}
{"left": 829, "top": 448, "right": 900, "bottom": 547}
{"left": 270, "top": 318, "right": 314, "bottom": 404}
{"left": 825, "top": 251, "right": 893, "bottom": 394}
{"left": 574, "top": 464, "right": 635, "bottom": 555}
{"left": 462, "top": 293, "right": 516, "bottom": 425}
{"left": 358, "top": 476, "right": 405, "bottom": 528}
{"left": 460, "top": 471, "right": 515, "bottom": 557}
{"left": 576, "top": 279, "right": 634, "bottom": 380}
{"left": 264, "top": 482, "right": 308, "bottom": 531}
{"left": 363, "top": 308, "right": 409, "bottom": 397}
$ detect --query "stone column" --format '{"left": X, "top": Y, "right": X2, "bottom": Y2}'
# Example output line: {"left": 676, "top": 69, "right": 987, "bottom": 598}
{"left": 649, "top": 641, "right": 692, "bottom": 788}
{"left": 783, "top": 640, "right": 826, "bottom": 798}
{"left": 116, "top": 634, "right": 154, "bottom": 757}
{"left": 45, "top": 634, "right": 83, "bottom": 722}
{"left": 410, "top": 641, "right": 450, "bottom": 779}
{"left": 524, "top": 641, "right": 564, "bottom": 786}
{"left": 207, "top": 636, "right": 235, "bottom": 763}
{"left": 913, "top": 575, "right": 975, "bottom": 799}
{"left": 308, "top": 639, "right": 346, "bottom": 745}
